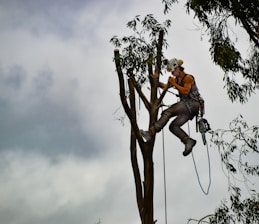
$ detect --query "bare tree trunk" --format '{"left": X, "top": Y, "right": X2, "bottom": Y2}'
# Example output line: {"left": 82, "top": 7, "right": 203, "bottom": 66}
{"left": 143, "top": 149, "right": 155, "bottom": 224}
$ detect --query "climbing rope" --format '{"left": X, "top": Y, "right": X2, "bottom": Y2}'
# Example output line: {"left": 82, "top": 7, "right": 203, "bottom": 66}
{"left": 191, "top": 145, "right": 211, "bottom": 195}
{"left": 161, "top": 128, "right": 168, "bottom": 224}
{"left": 187, "top": 122, "right": 212, "bottom": 195}
{"left": 159, "top": 89, "right": 172, "bottom": 224}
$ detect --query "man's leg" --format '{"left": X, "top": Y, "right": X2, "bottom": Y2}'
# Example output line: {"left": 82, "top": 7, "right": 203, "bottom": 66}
{"left": 154, "top": 102, "right": 186, "bottom": 132}
{"left": 169, "top": 114, "right": 196, "bottom": 156}
{"left": 169, "top": 114, "right": 190, "bottom": 141}
{"left": 141, "top": 102, "right": 184, "bottom": 141}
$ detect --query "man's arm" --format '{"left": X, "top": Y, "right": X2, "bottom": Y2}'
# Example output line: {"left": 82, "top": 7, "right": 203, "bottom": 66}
{"left": 168, "top": 75, "right": 194, "bottom": 95}
{"left": 153, "top": 72, "right": 168, "bottom": 89}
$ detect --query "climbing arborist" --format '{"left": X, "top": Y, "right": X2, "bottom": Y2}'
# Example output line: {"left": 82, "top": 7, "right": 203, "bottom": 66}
{"left": 141, "top": 58, "right": 201, "bottom": 156}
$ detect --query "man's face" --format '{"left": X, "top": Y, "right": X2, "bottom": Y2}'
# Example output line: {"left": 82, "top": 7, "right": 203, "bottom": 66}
{"left": 172, "top": 66, "right": 181, "bottom": 77}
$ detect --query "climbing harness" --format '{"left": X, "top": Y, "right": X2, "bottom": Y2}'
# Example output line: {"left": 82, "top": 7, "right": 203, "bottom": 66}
{"left": 196, "top": 97, "right": 211, "bottom": 145}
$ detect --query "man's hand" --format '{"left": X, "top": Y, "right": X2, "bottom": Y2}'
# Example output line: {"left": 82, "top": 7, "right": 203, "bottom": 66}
{"left": 168, "top": 76, "right": 176, "bottom": 86}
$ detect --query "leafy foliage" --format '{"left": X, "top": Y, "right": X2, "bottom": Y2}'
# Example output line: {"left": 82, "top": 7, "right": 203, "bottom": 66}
{"left": 207, "top": 115, "right": 259, "bottom": 223}
{"left": 162, "top": 0, "right": 178, "bottom": 14}
{"left": 211, "top": 114, "right": 259, "bottom": 185}
{"left": 110, "top": 14, "right": 171, "bottom": 85}
{"left": 185, "top": 0, "right": 259, "bottom": 103}
{"left": 188, "top": 115, "right": 259, "bottom": 224}
{"left": 209, "top": 186, "right": 259, "bottom": 224}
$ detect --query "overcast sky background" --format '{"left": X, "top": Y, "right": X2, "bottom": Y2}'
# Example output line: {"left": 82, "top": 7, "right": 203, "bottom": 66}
{"left": 0, "top": 0, "right": 258, "bottom": 224}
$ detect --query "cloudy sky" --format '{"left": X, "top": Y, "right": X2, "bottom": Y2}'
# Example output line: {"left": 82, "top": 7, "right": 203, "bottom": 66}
{"left": 0, "top": 0, "right": 258, "bottom": 224}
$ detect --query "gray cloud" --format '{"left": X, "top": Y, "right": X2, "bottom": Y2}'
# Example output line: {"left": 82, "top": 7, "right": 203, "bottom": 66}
{"left": 0, "top": 104, "right": 103, "bottom": 159}
{"left": 0, "top": 64, "right": 102, "bottom": 158}
{"left": 0, "top": 0, "right": 90, "bottom": 38}
{"left": 0, "top": 150, "right": 137, "bottom": 224}
{"left": 1, "top": 65, "right": 27, "bottom": 89}
{"left": 33, "top": 67, "right": 53, "bottom": 91}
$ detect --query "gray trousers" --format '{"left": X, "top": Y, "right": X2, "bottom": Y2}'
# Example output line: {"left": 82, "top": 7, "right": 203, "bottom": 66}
{"left": 154, "top": 100, "right": 199, "bottom": 141}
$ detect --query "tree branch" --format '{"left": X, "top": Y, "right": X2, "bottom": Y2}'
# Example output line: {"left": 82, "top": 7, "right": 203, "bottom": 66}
{"left": 128, "top": 72, "right": 151, "bottom": 112}
{"left": 156, "top": 83, "right": 170, "bottom": 107}
{"left": 154, "top": 29, "right": 166, "bottom": 111}
{"left": 148, "top": 53, "right": 156, "bottom": 104}
{"left": 114, "top": 49, "right": 131, "bottom": 113}
{"left": 129, "top": 79, "right": 144, "bottom": 220}
{"left": 187, "top": 214, "right": 213, "bottom": 223}
{"left": 231, "top": 0, "right": 259, "bottom": 48}
{"left": 114, "top": 49, "right": 145, "bottom": 145}
{"left": 156, "top": 30, "right": 164, "bottom": 73}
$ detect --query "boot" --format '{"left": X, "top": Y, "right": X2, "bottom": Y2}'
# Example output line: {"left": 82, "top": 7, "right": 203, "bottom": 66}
{"left": 183, "top": 137, "right": 196, "bottom": 156}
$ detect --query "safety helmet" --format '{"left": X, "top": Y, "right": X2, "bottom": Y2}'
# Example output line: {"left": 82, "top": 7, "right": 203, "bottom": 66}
{"left": 166, "top": 58, "right": 184, "bottom": 72}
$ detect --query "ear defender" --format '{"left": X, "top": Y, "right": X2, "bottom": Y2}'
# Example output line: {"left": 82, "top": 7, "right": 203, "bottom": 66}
{"left": 177, "top": 59, "right": 183, "bottom": 66}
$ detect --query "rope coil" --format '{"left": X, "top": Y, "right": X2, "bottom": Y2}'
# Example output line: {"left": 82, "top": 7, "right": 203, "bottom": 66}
{"left": 187, "top": 121, "right": 211, "bottom": 195}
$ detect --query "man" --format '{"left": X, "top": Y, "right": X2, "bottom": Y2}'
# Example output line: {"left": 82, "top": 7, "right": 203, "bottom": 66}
{"left": 141, "top": 58, "right": 201, "bottom": 156}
